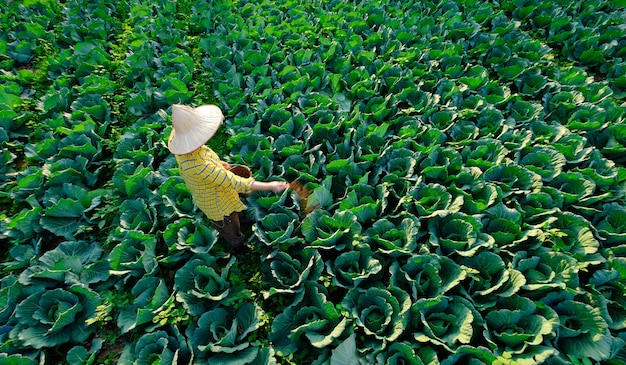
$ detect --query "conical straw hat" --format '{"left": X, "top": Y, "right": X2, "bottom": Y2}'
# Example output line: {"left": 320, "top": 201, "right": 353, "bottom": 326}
{"left": 168, "top": 104, "right": 223, "bottom": 154}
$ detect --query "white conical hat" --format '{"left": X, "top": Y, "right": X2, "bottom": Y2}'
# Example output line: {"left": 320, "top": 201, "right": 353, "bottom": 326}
{"left": 168, "top": 104, "right": 223, "bottom": 154}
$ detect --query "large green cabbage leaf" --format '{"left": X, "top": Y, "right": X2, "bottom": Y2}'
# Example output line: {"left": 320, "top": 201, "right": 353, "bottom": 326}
{"left": 18, "top": 240, "right": 109, "bottom": 287}
{"left": 116, "top": 277, "right": 170, "bottom": 334}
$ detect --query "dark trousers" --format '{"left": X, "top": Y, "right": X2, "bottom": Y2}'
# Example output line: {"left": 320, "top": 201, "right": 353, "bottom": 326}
{"left": 211, "top": 211, "right": 245, "bottom": 252}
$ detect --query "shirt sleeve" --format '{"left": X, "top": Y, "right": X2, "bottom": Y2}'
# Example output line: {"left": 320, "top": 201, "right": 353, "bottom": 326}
{"left": 180, "top": 151, "right": 255, "bottom": 194}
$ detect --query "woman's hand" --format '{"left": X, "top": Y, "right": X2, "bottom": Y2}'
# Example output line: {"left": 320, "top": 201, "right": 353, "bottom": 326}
{"left": 268, "top": 181, "right": 289, "bottom": 192}
{"left": 221, "top": 161, "right": 231, "bottom": 169}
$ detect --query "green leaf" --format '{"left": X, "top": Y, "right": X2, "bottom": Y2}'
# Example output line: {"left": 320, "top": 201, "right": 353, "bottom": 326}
{"left": 460, "top": 65, "right": 489, "bottom": 90}
{"left": 330, "top": 334, "right": 359, "bottom": 365}
{"left": 117, "top": 277, "right": 170, "bottom": 333}
{"left": 553, "top": 300, "right": 613, "bottom": 361}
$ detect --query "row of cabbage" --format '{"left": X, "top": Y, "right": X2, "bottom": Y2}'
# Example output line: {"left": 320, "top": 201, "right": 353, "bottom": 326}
{"left": 1, "top": 0, "right": 210, "bottom": 364}
{"left": 204, "top": 0, "right": 626, "bottom": 363}
{"left": 1, "top": 0, "right": 625, "bottom": 364}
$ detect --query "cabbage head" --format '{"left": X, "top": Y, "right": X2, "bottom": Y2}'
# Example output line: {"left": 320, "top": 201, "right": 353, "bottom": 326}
{"left": 342, "top": 285, "right": 411, "bottom": 351}
{"left": 548, "top": 212, "right": 602, "bottom": 267}
{"left": 483, "top": 295, "right": 559, "bottom": 362}
{"left": 365, "top": 214, "right": 422, "bottom": 257}
{"left": 175, "top": 255, "right": 235, "bottom": 315}
{"left": 253, "top": 211, "right": 301, "bottom": 249}
{"left": 427, "top": 212, "right": 494, "bottom": 257}
{"left": 18, "top": 240, "right": 109, "bottom": 287}
{"left": 371, "top": 341, "right": 438, "bottom": 365}
{"left": 402, "top": 182, "right": 464, "bottom": 218}
{"left": 302, "top": 210, "right": 362, "bottom": 251}
{"left": 118, "top": 327, "right": 191, "bottom": 365}
{"left": 390, "top": 253, "right": 466, "bottom": 300}
{"left": 513, "top": 249, "right": 580, "bottom": 294}
{"left": 481, "top": 202, "right": 527, "bottom": 248}
{"left": 594, "top": 203, "right": 626, "bottom": 246}
{"left": 518, "top": 145, "right": 566, "bottom": 182}
{"left": 519, "top": 187, "right": 563, "bottom": 225}
{"left": 117, "top": 277, "right": 170, "bottom": 333}
{"left": 10, "top": 285, "right": 100, "bottom": 349}
{"left": 326, "top": 244, "right": 383, "bottom": 288}
{"left": 448, "top": 167, "right": 499, "bottom": 215}
{"left": 162, "top": 219, "right": 219, "bottom": 256}
{"left": 270, "top": 282, "right": 349, "bottom": 355}
{"left": 189, "top": 303, "right": 263, "bottom": 363}
{"left": 543, "top": 292, "right": 615, "bottom": 361}
{"left": 411, "top": 296, "right": 481, "bottom": 352}
{"left": 108, "top": 229, "right": 158, "bottom": 277}
{"left": 262, "top": 248, "right": 324, "bottom": 298}
{"left": 160, "top": 176, "right": 196, "bottom": 218}
{"left": 460, "top": 251, "right": 526, "bottom": 308}
{"left": 440, "top": 345, "right": 498, "bottom": 365}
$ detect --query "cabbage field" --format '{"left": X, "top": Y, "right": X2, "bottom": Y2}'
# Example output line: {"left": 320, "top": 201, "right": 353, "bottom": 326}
{"left": 2, "top": 0, "right": 626, "bottom": 364}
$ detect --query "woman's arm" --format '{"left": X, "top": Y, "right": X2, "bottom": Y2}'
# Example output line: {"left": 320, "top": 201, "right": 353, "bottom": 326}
{"left": 251, "top": 181, "right": 289, "bottom": 193}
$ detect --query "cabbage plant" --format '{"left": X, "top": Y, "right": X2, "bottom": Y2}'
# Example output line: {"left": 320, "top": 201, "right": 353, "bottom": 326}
{"left": 188, "top": 303, "right": 263, "bottom": 364}
{"left": 270, "top": 283, "right": 349, "bottom": 356}
{"left": 18, "top": 240, "right": 109, "bottom": 287}
{"left": 513, "top": 249, "right": 580, "bottom": 295}
{"left": 160, "top": 176, "right": 196, "bottom": 218}
{"left": 108, "top": 229, "right": 158, "bottom": 277}
{"left": 411, "top": 296, "right": 481, "bottom": 353}
{"left": 460, "top": 251, "right": 526, "bottom": 308}
{"left": 594, "top": 203, "right": 626, "bottom": 246}
{"left": 262, "top": 248, "right": 324, "bottom": 298}
{"left": 365, "top": 215, "right": 422, "bottom": 257}
{"left": 390, "top": 253, "right": 466, "bottom": 300}
{"left": 175, "top": 256, "right": 235, "bottom": 315}
{"left": 427, "top": 212, "right": 494, "bottom": 257}
{"left": 543, "top": 292, "right": 615, "bottom": 361}
{"left": 118, "top": 327, "right": 192, "bottom": 365}
{"left": 301, "top": 210, "right": 362, "bottom": 251}
{"left": 342, "top": 285, "right": 411, "bottom": 351}
{"left": 253, "top": 211, "right": 301, "bottom": 249}
{"left": 10, "top": 285, "right": 100, "bottom": 349}
{"left": 161, "top": 218, "right": 219, "bottom": 258}
{"left": 370, "top": 341, "right": 438, "bottom": 365}
{"left": 483, "top": 295, "right": 559, "bottom": 362}
{"left": 117, "top": 276, "right": 170, "bottom": 334}
{"left": 402, "top": 182, "right": 464, "bottom": 218}
{"left": 326, "top": 244, "right": 383, "bottom": 288}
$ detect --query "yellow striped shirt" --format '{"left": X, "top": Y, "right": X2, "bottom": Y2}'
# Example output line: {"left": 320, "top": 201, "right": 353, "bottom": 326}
{"left": 175, "top": 146, "right": 254, "bottom": 221}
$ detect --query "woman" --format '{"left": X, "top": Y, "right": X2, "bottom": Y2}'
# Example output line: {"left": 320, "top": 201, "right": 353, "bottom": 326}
{"left": 168, "top": 104, "right": 288, "bottom": 254}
